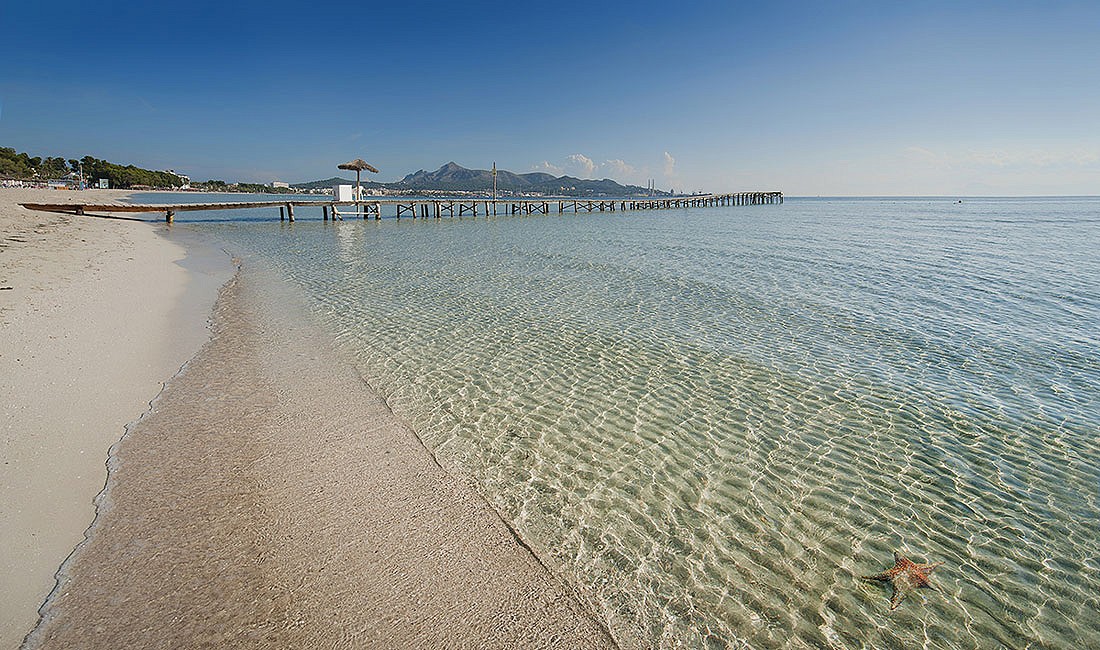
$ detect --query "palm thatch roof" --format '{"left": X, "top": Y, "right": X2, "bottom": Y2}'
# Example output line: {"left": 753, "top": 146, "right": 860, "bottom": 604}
{"left": 338, "top": 159, "right": 379, "bottom": 173}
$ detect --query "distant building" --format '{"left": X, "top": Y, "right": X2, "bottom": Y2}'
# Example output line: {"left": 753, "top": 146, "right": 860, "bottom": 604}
{"left": 272, "top": 181, "right": 290, "bottom": 189}
{"left": 163, "top": 169, "right": 190, "bottom": 190}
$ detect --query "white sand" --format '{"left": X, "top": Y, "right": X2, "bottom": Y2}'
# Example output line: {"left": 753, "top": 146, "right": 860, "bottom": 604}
{"left": 26, "top": 264, "right": 617, "bottom": 648}
{"left": 3, "top": 189, "right": 616, "bottom": 648}
{"left": 0, "top": 189, "right": 229, "bottom": 649}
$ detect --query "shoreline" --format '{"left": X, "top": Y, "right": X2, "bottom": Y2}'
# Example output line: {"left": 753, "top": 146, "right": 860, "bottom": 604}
{"left": 0, "top": 188, "right": 233, "bottom": 648}
{"left": 24, "top": 256, "right": 617, "bottom": 648}
{"left": 3, "top": 190, "right": 616, "bottom": 648}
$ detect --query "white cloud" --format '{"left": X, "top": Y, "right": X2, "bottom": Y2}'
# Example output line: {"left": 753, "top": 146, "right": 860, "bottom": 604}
{"left": 903, "top": 146, "right": 938, "bottom": 161}
{"left": 529, "top": 154, "right": 659, "bottom": 188}
{"left": 530, "top": 160, "right": 563, "bottom": 175}
{"left": 662, "top": 151, "right": 682, "bottom": 191}
{"left": 566, "top": 153, "right": 596, "bottom": 178}
{"left": 602, "top": 159, "right": 635, "bottom": 177}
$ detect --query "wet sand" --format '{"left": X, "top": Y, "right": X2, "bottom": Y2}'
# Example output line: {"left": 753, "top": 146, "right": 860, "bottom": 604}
{"left": 0, "top": 189, "right": 228, "bottom": 648}
{"left": 23, "top": 255, "right": 616, "bottom": 647}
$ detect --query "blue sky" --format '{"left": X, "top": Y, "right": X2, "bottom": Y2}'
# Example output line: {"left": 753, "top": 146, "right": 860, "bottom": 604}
{"left": 2, "top": 0, "right": 1098, "bottom": 195}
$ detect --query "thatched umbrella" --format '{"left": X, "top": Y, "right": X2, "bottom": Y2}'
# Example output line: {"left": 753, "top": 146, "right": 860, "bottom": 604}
{"left": 338, "top": 158, "right": 379, "bottom": 205}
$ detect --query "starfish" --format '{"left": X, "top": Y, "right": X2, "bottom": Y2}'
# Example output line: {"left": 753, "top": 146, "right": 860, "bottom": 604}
{"left": 862, "top": 551, "right": 944, "bottom": 610}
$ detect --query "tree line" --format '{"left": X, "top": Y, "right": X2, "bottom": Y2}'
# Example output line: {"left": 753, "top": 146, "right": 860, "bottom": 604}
{"left": 1, "top": 147, "right": 187, "bottom": 189}
{"left": 195, "top": 179, "right": 297, "bottom": 194}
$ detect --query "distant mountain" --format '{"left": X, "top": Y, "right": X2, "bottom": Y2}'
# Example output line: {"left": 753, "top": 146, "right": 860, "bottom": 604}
{"left": 295, "top": 163, "right": 668, "bottom": 197}
{"left": 292, "top": 176, "right": 380, "bottom": 191}
{"left": 396, "top": 162, "right": 664, "bottom": 197}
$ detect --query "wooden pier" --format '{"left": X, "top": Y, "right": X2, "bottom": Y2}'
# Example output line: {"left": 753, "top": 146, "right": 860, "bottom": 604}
{"left": 21, "top": 191, "right": 782, "bottom": 223}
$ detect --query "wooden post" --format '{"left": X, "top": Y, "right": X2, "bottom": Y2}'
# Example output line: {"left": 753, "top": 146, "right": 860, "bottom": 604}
{"left": 286, "top": 204, "right": 295, "bottom": 222}
{"left": 166, "top": 210, "right": 174, "bottom": 223}
{"left": 280, "top": 206, "right": 285, "bottom": 221}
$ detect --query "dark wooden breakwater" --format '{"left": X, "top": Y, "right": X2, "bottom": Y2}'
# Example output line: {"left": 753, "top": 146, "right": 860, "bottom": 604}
{"left": 21, "top": 191, "right": 782, "bottom": 223}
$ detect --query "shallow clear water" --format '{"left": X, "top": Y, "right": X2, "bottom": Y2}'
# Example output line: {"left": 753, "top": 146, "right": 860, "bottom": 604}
{"left": 168, "top": 196, "right": 1099, "bottom": 648}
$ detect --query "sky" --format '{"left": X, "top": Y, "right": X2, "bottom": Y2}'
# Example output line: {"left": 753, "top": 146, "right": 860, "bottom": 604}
{"left": 2, "top": 0, "right": 1098, "bottom": 195}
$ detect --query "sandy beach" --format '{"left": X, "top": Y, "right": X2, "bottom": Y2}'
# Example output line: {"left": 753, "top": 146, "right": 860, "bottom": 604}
{"left": 0, "top": 188, "right": 228, "bottom": 648}
{"left": 1, "top": 190, "right": 615, "bottom": 648}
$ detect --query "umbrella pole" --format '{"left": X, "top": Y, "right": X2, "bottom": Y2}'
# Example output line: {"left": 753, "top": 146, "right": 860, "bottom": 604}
{"left": 356, "top": 170, "right": 361, "bottom": 213}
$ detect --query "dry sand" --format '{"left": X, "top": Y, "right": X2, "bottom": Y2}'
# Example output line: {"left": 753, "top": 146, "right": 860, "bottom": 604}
{"left": 0, "top": 189, "right": 229, "bottom": 648}
{"left": 3, "top": 190, "right": 616, "bottom": 648}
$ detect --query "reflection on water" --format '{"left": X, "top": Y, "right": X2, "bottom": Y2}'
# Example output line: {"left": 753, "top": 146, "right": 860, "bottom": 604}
{"left": 192, "top": 197, "right": 1099, "bottom": 648}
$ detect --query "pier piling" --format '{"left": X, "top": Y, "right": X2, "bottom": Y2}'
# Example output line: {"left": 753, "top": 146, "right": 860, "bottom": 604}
{"left": 22, "top": 191, "right": 783, "bottom": 224}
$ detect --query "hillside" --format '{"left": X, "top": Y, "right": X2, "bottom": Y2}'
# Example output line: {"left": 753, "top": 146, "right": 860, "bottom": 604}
{"left": 1, "top": 147, "right": 186, "bottom": 189}
{"left": 291, "top": 176, "right": 376, "bottom": 191}
{"left": 295, "top": 163, "right": 668, "bottom": 197}
{"left": 393, "top": 162, "right": 664, "bottom": 197}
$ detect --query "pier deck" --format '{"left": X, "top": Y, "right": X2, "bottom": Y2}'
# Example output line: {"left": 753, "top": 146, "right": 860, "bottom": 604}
{"left": 21, "top": 192, "right": 782, "bottom": 223}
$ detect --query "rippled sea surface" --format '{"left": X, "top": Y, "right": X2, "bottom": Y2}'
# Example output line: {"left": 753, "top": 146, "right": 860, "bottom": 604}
{"left": 163, "top": 195, "right": 1100, "bottom": 648}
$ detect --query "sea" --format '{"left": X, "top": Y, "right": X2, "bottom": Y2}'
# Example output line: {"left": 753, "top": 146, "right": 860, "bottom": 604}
{"left": 136, "top": 193, "right": 1100, "bottom": 648}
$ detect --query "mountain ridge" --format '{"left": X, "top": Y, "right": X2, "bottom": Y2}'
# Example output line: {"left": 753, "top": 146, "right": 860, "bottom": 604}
{"left": 293, "top": 162, "right": 670, "bottom": 197}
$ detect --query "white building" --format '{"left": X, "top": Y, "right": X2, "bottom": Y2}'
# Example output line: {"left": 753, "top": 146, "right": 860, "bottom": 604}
{"left": 163, "top": 169, "right": 190, "bottom": 190}
{"left": 272, "top": 181, "right": 290, "bottom": 189}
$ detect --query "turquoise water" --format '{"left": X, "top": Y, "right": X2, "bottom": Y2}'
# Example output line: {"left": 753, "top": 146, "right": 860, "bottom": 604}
{"left": 154, "top": 195, "right": 1100, "bottom": 648}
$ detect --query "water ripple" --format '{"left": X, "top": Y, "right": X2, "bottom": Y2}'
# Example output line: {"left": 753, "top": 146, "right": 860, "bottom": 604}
{"left": 204, "top": 197, "right": 1100, "bottom": 648}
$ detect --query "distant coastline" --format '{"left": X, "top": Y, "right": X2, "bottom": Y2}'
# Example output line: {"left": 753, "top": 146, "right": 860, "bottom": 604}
{"left": 2, "top": 147, "right": 677, "bottom": 198}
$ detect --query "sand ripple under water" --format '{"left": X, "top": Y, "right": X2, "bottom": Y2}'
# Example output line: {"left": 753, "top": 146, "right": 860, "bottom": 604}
{"left": 203, "top": 197, "right": 1099, "bottom": 648}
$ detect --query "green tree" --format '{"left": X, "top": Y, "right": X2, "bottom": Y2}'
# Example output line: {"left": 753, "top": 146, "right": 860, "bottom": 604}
{"left": 0, "top": 148, "right": 36, "bottom": 178}
{"left": 41, "top": 157, "right": 69, "bottom": 179}
{"left": 2, "top": 147, "right": 190, "bottom": 188}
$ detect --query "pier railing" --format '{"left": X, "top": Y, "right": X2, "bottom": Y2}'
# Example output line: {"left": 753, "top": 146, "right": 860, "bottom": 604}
{"left": 21, "top": 191, "right": 782, "bottom": 223}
